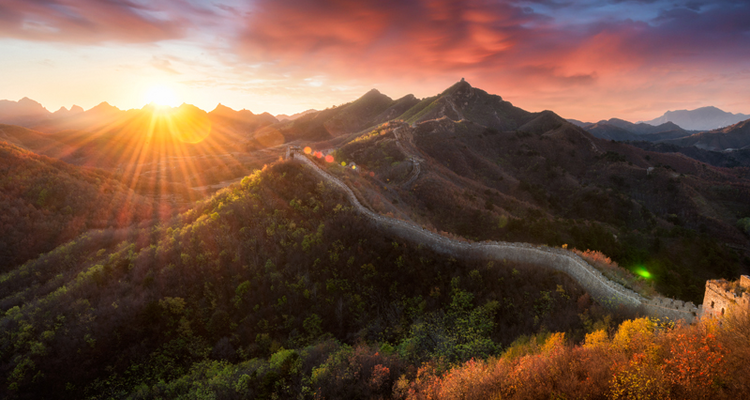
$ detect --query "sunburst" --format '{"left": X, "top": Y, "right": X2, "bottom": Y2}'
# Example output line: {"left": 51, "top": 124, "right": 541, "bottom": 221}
{"left": 144, "top": 85, "right": 179, "bottom": 108}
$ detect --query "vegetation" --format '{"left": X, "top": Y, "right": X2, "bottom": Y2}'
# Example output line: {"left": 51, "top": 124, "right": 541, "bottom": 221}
{"left": 404, "top": 313, "right": 750, "bottom": 400}
{"left": 571, "top": 248, "right": 658, "bottom": 298}
{"left": 0, "top": 162, "right": 601, "bottom": 399}
{"left": 99, "top": 313, "right": 750, "bottom": 400}
{"left": 2, "top": 80, "right": 749, "bottom": 399}
{"left": 0, "top": 142, "right": 156, "bottom": 270}
{"left": 336, "top": 114, "right": 749, "bottom": 304}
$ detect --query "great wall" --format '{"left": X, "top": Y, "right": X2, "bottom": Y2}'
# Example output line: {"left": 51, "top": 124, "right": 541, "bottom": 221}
{"left": 288, "top": 148, "right": 702, "bottom": 323}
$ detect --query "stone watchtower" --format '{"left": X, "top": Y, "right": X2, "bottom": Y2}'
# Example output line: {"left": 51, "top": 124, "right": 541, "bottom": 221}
{"left": 702, "top": 275, "right": 750, "bottom": 318}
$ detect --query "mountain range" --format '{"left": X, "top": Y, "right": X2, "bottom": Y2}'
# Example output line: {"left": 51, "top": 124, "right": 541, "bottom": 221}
{"left": 570, "top": 107, "right": 750, "bottom": 152}
{"left": 0, "top": 98, "right": 278, "bottom": 134}
{"left": 641, "top": 106, "right": 749, "bottom": 131}
{"left": 1, "top": 81, "right": 750, "bottom": 398}
{"left": 567, "top": 117, "right": 695, "bottom": 142}
{"left": 661, "top": 118, "right": 750, "bottom": 151}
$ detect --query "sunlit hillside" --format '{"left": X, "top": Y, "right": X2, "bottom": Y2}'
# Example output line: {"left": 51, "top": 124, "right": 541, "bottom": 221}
{"left": 0, "top": 141, "right": 155, "bottom": 270}
{"left": 0, "top": 161, "right": 603, "bottom": 398}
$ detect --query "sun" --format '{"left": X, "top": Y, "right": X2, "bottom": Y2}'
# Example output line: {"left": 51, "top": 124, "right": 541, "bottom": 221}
{"left": 144, "top": 85, "right": 179, "bottom": 107}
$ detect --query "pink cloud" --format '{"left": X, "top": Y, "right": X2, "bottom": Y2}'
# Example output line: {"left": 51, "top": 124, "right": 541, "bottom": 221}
{"left": 234, "top": 1, "right": 750, "bottom": 97}
{"left": 1, "top": 0, "right": 748, "bottom": 121}
{"left": 236, "top": 0, "right": 546, "bottom": 77}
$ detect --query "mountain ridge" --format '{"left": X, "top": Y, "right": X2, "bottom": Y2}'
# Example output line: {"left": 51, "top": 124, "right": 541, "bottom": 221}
{"left": 641, "top": 106, "right": 749, "bottom": 130}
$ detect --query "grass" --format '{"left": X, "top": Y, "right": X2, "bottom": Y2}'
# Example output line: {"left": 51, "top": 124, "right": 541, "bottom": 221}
{"left": 398, "top": 96, "right": 438, "bottom": 123}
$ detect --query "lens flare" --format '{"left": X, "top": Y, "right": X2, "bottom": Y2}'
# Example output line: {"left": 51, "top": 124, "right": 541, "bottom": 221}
{"left": 304, "top": 146, "right": 312, "bottom": 154}
{"left": 325, "top": 155, "right": 334, "bottom": 163}
{"left": 634, "top": 266, "right": 652, "bottom": 279}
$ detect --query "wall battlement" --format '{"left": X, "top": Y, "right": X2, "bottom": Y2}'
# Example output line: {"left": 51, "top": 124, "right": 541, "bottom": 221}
{"left": 702, "top": 276, "right": 750, "bottom": 319}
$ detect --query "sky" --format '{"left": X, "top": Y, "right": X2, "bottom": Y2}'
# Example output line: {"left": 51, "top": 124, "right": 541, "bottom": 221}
{"left": 0, "top": 0, "right": 749, "bottom": 122}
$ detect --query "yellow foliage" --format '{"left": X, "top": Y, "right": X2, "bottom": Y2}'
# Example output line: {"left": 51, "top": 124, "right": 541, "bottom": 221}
{"left": 613, "top": 318, "right": 655, "bottom": 351}
{"left": 541, "top": 332, "right": 566, "bottom": 355}
{"left": 609, "top": 352, "right": 669, "bottom": 400}
{"left": 584, "top": 329, "right": 609, "bottom": 349}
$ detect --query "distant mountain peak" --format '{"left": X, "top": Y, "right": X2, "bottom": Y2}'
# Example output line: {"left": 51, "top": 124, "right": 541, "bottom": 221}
{"left": 212, "top": 103, "right": 236, "bottom": 113}
{"left": 0, "top": 97, "right": 50, "bottom": 122}
{"left": 356, "top": 88, "right": 390, "bottom": 104}
{"left": 643, "top": 106, "right": 749, "bottom": 131}
{"left": 442, "top": 79, "right": 474, "bottom": 97}
{"left": 88, "top": 101, "right": 120, "bottom": 114}
{"left": 18, "top": 97, "right": 42, "bottom": 105}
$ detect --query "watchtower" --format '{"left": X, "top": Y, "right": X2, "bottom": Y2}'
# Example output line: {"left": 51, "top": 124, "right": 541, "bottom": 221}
{"left": 702, "top": 275, "right": 750, "bottom": 318}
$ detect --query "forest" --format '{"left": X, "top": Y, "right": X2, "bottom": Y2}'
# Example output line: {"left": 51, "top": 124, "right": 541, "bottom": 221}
{"left": 0, "top": 162, "right": 610, "bottom": 399}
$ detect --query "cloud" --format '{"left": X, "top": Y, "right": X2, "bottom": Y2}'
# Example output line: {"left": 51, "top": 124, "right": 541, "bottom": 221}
{"left": 0, "top": 0, "right": 188, "bottom": 43}
{"left": 235, "top": 0, "right": 550, "bottom": 78}
{"left": 1, "top": 0, "right": 748, "bottom": 121}
{"left": 150, "top": 56, "right": 181, "bottom": 75}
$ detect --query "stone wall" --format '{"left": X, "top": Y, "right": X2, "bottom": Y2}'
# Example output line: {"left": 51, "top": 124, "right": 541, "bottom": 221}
{"left": 702, "top": 277, "right": 750, "bottom": 319}
{"left": 290, "top": 150, "right": 698, "bottom": 323}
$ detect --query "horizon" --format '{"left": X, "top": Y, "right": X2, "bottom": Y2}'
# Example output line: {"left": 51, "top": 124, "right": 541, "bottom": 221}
{"left": 3, "top": 85, "right": 747, "bottom": 125}
{"left": 1, "top": 1, "right": 749, "bottom": 122}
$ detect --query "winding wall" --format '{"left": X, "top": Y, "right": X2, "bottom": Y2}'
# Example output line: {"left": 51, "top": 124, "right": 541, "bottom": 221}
{"left": 291, "top": 151, "right": 699, "bottom": 323}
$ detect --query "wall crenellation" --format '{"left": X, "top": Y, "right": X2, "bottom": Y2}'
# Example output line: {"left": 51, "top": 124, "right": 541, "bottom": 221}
{"left": 702, "top": 276, "right": 750, "bottom": 319}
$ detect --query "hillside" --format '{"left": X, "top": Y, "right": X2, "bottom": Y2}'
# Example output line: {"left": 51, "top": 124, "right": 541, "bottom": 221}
{"left": 397, "top": 80, "right": 532, "bottom": 129}
{"left": 0, "top": 142, "right": 156, "bottom": 270}
{"left": 0, "top": 98, "right": 50, "bottom": 127}
{"left": 329, "top": 81, "right": 750, "bottom": 303}
{"left": 570, "top": 118, "right": 693, "bottom": 142}
{"left": 663, "top": 118, "right": 750, "bottom": 151}
{"left": 628, "top": 141, "right": 750, "bottom": 169}
{"left": 208, "top": 104, "right": 278, "bottom": 133}
{"left": 642, "top": 106, "right": 749, "bottom": 131}
{"left": 0, "top": 124, "right": 76, "bottom": 159}
{"left": 2, "top": 82, "right": 750, "bottom": 399}
{"left": 1, "top": 104, "right": 281, "bottom": 201}
{"left": 251, "top": 89, "right": 420, "bottom": 146}
{"left": 0, "top": 161, "right": 598, "bottom": 399}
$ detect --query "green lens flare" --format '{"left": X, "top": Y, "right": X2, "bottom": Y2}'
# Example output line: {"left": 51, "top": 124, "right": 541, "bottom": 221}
{"left": 634, "top": 266, "right": 651, "bottom": 279}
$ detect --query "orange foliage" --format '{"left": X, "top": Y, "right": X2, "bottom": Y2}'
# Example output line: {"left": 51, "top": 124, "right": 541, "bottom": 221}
{"left": 662, "top": 331, "right": 727, "bottom": 399}
{"left": 405, "top": 315, "right": 741, "bottom": 400}
{"left": 573, "top": 248, "right": 615, "bottom": 266}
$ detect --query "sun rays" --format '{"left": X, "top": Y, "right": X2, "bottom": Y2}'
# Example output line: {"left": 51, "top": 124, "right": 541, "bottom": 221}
{"left": 144, "top": 85, "right": 179, "bottom": 108}
{"left": 47, "top": 103, "right": 264, "bottom": 229}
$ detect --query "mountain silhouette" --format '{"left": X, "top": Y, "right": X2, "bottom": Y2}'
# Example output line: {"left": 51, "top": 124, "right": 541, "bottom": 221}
{"left": 642, "top": 106, "right": 749, "bottom": 130}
